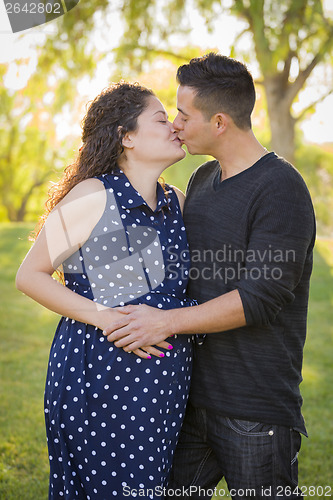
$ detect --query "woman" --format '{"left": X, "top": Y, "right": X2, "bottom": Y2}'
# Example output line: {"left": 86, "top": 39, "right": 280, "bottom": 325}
{"left": 16, "top": 82, "right": 195, "bottom": 499}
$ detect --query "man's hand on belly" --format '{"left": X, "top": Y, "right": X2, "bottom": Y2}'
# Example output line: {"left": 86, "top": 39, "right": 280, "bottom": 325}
{"left": 102, "top": 304, "right": 173, "bottom": 355}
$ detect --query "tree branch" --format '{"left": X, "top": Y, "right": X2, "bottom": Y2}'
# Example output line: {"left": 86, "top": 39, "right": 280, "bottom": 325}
{"left": 295, "top": 88, "right": 333, "bottom": 123}
{"left": 233, "top": 27, "right": 251, "bottom": 46}
{"left": 247, "top": 0, "right": 272, "bottom": 73}
{"left": 285, "top": 53, "right": 320, "bottom": 104}
{"left": 233, "top": 0, "right": 246, "bottom": 14}
{"left": 116, "top": 44, "right": 197, "bottom": 64}
{"left": 281, "top": 0, "right": 307, "bottom": 43}
{"left": 17, "top": 170, "right": 53, "bottom": 221}
{"left": 281, "top": 49, "right": 296, "bottom": 85}
{"left": 286, "top": 26, "right": 333, "bottom": 105}
{"left": 296, "top": 29, "right": 320, "bottom": 50}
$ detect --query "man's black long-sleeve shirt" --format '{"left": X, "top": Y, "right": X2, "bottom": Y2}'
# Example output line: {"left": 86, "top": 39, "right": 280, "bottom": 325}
{"left": 183, "top": 152, "right": 316, "bottom": 434}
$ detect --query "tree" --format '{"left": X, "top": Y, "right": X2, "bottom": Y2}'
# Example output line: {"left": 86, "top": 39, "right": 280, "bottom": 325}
{"left": 30, "top": 0, "right": 333, "bottom": 162}
{"left": 0, "top": 1, "right": 108, "bottom": 222}
{"left": 0, "top": 64, "right": 79, "bottom": 222}
{"left": 231, "top": 0, "right": 333, "bottom": 162}
{"left": 112, "top": 0, "right": 333, "bottom": 163}
{"left": 2, "top": 0, "right": 332, "bottom": 221}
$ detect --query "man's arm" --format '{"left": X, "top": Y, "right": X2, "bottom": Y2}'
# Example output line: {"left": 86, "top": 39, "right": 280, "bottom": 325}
{"left": 104, "top": 166, "right": 315, "bottom": 351}
{"left": 103, "top": 289, "right": 245, "bottom": 350}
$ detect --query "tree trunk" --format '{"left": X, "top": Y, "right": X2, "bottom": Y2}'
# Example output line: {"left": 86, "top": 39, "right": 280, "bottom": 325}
{"left": 16, "top": 200, "right": 28, "bottom": 222}
{"left": 3, "top": 201, "right": 19, "bottom": 222}
{"left": 264, "top": 77, "right": 296, "bottom": 165}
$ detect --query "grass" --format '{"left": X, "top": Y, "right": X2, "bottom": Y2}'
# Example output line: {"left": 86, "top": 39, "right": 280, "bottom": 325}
{"left": 0, "top": 223, "right": 56, "bottom": 499}
{"left": 0, "top": 223, "right": 332, "bottom": 499}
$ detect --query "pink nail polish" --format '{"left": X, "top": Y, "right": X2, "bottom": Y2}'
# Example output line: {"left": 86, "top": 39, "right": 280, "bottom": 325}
{"left": 167, "top": 345, "right": 173, "bottom": 350}
{"left": 147, "top": 355, "right": 152, "bottom": 359}
{"left": 170, "top": 335, "right": 174, "bottom": 337}
{"left": 159, "top": 353, "right": 165, "bottom": 357}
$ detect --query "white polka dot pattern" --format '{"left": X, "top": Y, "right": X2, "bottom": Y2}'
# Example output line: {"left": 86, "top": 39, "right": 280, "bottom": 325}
{"left": 44, "top": 170, "right": 195, "bottom": 498}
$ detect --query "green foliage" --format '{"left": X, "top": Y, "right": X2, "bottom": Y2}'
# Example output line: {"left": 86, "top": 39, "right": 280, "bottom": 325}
{"left": 0, "top": 223, "right": 55, "bottom": 498}
{"left": 299, "top": 239, "right": 333, "bottom": 485}
{"left": 1, "top": 224, "right": 332, "bottom": 497}
{"left": 36, "top": 0, "right": 109, "bottom": 81}
{"left": 295, "top": 144, "right": 333, "bottom": 236}
{"left": 229, "top": 0, "right": 333, "bottom": 73}
{"left": 164, "top": 153, "right": 211, "bottom": 193}
{"left": 2, "top": 0, "right": 332, "bottom": 223}
{"left": 109, "top": 0, "right": 333, "bottom": 161}
{"left": 0, "top": 0, "right": 112, "bottom": 223}
{"left": 0, "top": 74, "right": 72, "bottom": 222}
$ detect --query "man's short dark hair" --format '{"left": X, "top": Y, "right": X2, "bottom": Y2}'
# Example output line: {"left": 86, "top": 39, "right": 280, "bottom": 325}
{"left": 176, "top": 53, "right": 256, "bottom": 130}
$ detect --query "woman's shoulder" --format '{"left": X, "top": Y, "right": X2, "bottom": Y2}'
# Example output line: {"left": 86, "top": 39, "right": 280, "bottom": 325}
{"left": 44, "top": 178, "right": 107, "bottom": 269}
{"left": 50, "top": 178, "right": 106, "bottom": 231}
{"left": 166, "top": 184, "right": 185, "bottom": 213}
{"left": 60, "top": 178, "right": 106, "bottom": 206}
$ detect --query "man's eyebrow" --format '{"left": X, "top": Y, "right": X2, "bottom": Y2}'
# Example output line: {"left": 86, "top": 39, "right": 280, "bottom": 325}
{"left": 177, "top": 107, "right": 189, "bottom": 117}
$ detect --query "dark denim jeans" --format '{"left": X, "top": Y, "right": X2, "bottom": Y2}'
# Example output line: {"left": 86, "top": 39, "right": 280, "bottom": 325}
{"left": 166, "top": 402, "right": 302, "bottom": 500}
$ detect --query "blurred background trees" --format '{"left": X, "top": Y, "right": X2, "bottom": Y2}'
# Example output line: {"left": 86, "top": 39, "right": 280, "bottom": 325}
{"left": 0, "top": 0, "right": 332, "bottom": 233}
{"left": 115, "top": 0, "right": 333, "bottom": 163}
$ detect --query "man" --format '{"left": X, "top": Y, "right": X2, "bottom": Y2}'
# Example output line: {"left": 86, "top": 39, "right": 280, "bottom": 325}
{"left": 104, "top": 53, "right": 316, "bottom": 499}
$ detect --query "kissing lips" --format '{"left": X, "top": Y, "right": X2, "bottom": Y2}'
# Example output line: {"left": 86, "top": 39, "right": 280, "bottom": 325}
{"left": 172, "top": 137, "right": 183, "bottom": 145}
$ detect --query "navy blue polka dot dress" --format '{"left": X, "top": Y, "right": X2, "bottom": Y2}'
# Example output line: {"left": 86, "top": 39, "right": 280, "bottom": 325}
{"left": 44, "top": 169, "right": 195, "bottom": 499}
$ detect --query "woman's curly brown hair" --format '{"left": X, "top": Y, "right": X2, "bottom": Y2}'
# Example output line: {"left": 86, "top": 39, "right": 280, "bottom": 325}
{"left": 35, "top": 82, "right": 155, "bottom": 235}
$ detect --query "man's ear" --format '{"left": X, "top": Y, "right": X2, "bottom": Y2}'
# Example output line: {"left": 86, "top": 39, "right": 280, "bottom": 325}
{"left": 213, "top": 113, "right": 228, "bottom": 135}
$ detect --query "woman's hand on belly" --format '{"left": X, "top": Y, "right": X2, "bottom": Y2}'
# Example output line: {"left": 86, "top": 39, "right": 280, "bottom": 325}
{"left": 129, "top": 341, "right": 174, "bottom": 360}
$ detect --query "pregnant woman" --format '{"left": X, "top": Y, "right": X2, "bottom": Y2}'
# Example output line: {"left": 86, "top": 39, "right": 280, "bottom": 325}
{"left": 16, "top": 82, "right": 194, "bottom": 499}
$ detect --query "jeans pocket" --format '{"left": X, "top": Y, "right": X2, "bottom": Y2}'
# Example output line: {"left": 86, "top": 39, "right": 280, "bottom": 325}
{"left": 226, "top": 417, "right": 273, "bottom": 436}
{"left": 234, "top": 419, "right": 260, "bottom": 432}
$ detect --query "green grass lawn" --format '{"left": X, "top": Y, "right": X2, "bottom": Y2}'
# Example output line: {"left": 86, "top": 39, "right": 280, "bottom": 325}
{"left": 1, "top": 223, "right": 332, "bottom": 499}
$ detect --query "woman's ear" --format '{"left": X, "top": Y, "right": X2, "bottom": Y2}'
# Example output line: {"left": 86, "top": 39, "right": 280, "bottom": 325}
{"left": 118, "top": 126, "right": 135, "bottom": 149}
{"left": 122, "top": 133, "right": 135, "bottom": 149}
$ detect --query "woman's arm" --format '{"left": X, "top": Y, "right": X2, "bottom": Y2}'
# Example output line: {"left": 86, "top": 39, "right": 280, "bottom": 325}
{"left": 16, "top": 179, "right": 118, "bottom": 331}
{"left": 16, "top": 179, "right": 171, "bottom": 358}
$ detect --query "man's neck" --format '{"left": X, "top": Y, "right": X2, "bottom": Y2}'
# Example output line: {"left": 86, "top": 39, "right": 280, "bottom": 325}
{"left": 213, "top": 129, "right": 269, "bottom": 181}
